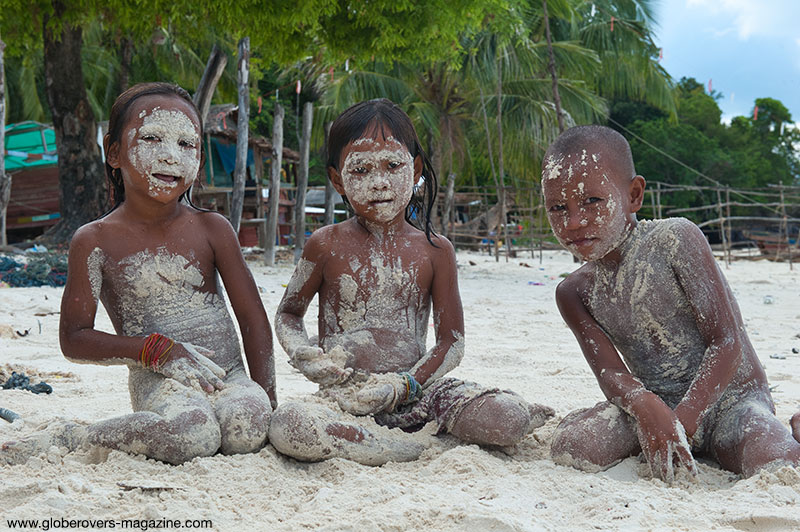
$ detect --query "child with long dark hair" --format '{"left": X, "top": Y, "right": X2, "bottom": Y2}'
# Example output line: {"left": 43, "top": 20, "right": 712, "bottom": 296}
{"left": 269, "top": 98, "right": 553, "bottom": 465}
{"left": 2, "top": 82, "right": 275, "bottom": 465}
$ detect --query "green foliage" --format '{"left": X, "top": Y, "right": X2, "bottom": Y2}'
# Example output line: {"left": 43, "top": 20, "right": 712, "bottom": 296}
{"left": 611, "top": 77, "right": 799, "bottom": 222}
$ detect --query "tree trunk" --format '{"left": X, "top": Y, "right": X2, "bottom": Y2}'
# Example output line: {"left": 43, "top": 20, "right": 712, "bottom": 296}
{"left": 496, "top": 56, "right": 511, "bottom": 262}
{"left": 41, "top": 3, "right": 107, "bottom": 244}
{"left": 193, "top": 45, "right": 228, "bottom": 129}
{"left": 264, "top": 103, "right": 284, "bottom": 266}
{"left": 0, "top": 32, "right": 10, "bottom": 246}
{"left": 230, "top": 37, "right": 250, "bottom": 234}
{"left": 443, "top": 172, "right": 456, "bottom": 240}
{"left": 478, "top": 85, "right": 501, "bottom": 259}
{"left": 543, "top": 0, "right": 565, "bottom": 133}
{"left": 323, "top": 121, "right": 335, "bottom": 226}
{"left": 294, "top": 101, "right": 313, "bottom": 263}
{"left": 118, "top": 37, "right": 133, "bottom": 94}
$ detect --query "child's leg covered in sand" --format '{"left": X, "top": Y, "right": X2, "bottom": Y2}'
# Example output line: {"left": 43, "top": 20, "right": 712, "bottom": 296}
{"left": 792, "top": 411, "right": 800, "bottom": 444}
{"left": 268, "top": 402, "right": 424, "bottom": 466}
{"left": 210, "top": 369, "right": 271, "bottom": 455}
{"left": 378, "top": 378, "right": 555, "bottom": 447}
{"left": 550, "top": 401, "right": 640, "bottom": 472}
{"left": 2, "top": 369, "right": 271, "bottom": 466}
{"left": 709, "top": 395, "right": 800, "bottom": 477}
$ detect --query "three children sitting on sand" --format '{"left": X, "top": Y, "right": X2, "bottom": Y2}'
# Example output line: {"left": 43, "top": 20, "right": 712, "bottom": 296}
{"left": 2, "top": 88, "right": 798, "bottom": 480}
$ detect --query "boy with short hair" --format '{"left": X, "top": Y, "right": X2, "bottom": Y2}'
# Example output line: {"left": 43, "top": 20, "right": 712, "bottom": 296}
{"left": 542, "top": 125, "right": 800, "bottom": 481}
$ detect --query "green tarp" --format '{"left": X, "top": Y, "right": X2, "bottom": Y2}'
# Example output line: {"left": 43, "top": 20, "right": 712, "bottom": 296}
{"left": 4, "top": 121, "right": 58, "bottom": 171}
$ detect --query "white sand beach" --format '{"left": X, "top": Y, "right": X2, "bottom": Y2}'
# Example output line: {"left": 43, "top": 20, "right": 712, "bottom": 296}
{"left": 1, "top": 249, "right": 798, "bottom": 532}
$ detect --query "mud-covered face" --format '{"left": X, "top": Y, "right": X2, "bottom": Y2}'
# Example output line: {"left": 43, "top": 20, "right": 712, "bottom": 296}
{"left": 336, "top": 134, "right": 416, "bottom": 224}
{"left": 111, "top": 94, "right": 201, "bottom": 202}
{"left": 542, "top": 149, "right": 633, "bottom": 261}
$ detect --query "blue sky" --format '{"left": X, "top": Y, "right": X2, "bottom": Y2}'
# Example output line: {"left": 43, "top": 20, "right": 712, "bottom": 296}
{"left": 653, "top": 0, "right": 800, "bottom": 122}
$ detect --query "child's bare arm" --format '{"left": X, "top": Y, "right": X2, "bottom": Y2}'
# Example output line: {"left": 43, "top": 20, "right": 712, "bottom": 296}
{"left": 275, "top": 231, "right": 352, "bottom": 385}
{"left": 59, "top": 224, "right": 225, "bottom": 393}
{"left": 60, "top": 224, "right": 144, "bottom": 365}
{"left": 556, "top": 273, "right": 696, "bottom": 481}
{"left": 206, "top": 213, "right": 277, "bottom": 406}
{"left": 670, "top": 221, "right": 744, "bottom": 438}
{"left": 408, "top": 237, "right": 465, "bottom": 386}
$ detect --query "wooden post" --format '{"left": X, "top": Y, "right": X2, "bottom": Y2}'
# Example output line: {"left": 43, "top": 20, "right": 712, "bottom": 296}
{"left": 725, "top": 187, "right": 732, "bottom": 264}
{"left": 716, "top": 188, "right": 729, "bottom": 267}
{"left": 778, "top": 185, "right": 791, "bottom": 269}
{"left": 649, "top": 189, "right": 656, "bottom": 219}
{"left": 264, "top": 103, "right": 284, "bottom": 266}
{"left": 294, "top": 102, "right": 313, "bottom": 263}
{"left": 205, "top": 134, "right": 214, "bottom": 186}
{"left": 253, "top": 146, "right": 266, "bottom": 247}
{"left": 323, "top": 122, "right": 335, "bottom": 226}
{"left": 656, "top": 182, "right": 662, "bottom": 219}
{"left": 230, "top": 37, "right": 250, "bottom": 235}
{"left": 0, "top": 32, "right": 10, "bottom": 246}
{"left": 193, "top": 45, "right": 228, "bottom": 129}
{"left": 444, "top": 172, "right": 456, "bottom": 242}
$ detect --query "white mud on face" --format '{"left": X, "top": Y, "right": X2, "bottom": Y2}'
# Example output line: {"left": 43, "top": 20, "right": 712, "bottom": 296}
{"left": 542, "top": 152, "right": 630, "bottom": 261}
{"left": 128, "top": 106, "right": 201, "bottom": 196}
{"left": 340, "top": 138, "right": 414, "bottom": 223}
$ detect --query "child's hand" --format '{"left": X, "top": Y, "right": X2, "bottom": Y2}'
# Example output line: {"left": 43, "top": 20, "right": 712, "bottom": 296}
{"left": 336, "top": 373, "right": 407, "bottom": 416}
{"left": 633, "top": 394, "right": 697, "bottom": 483}
{"left": 159, "top": 342, "right": 226, "bottom": 393}
{"left": 290, "top": 345, "right": 353, "bottom": 386}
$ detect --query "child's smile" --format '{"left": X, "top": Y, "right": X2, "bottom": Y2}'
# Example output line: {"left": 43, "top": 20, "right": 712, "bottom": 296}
{"left": 113, "top": 95, "right": 201, "bottom": 201}
{"left": 337, "top": 135, "right": 416, "bottom": 224}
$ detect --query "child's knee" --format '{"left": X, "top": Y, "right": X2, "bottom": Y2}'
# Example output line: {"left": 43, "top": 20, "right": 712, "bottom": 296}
{"left": 791, "top": 412, "right": 800, "bottom": 443}
{"left": 268, "top": 402, "right": 330, "bottom": 461}
{"left": 218, "top": 398, "right": 271, "bottom": 455}
{"left": 160, "top": 408, "right": 222, "bottom": 464}
{"left": 550, "top": 403, "right": 637, "bottom": 471}
{"left": 451, "top": 393, "right": 532, "bottom": 447}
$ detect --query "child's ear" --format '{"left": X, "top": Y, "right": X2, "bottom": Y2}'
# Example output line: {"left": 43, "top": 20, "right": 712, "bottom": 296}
{"left": 628, "top": 175, "right": 646, "bottom": 213}
{"left": 328, "top": 166, "right": 346, "bottom": 196}
{"left": 105, "top": 137, "right": 120, "bottom": 169}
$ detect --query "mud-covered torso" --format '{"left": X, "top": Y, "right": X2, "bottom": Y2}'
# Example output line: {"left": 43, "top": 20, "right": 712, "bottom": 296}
{"left": 317, "top": 224, "right": 434, "bottom": 374}
{"left": 96, "top": 245, "right": 243, "bottom": 374}
{"left": 583, "top": 219, "right": 759, "bottom": 407}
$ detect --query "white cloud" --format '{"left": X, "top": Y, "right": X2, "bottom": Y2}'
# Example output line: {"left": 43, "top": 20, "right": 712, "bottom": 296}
{"left": 685, "top": 0, "right": 800, "bottom": 40}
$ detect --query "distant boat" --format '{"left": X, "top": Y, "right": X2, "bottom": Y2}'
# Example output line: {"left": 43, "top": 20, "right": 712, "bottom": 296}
{"left": 742, "top": 229, "right": 798, "bottom": 261}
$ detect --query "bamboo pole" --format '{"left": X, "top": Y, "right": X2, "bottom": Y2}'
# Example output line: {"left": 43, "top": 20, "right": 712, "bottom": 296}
{"left": 264, "top": 103, "right": 284, "bottom": 266}
{"left": 725, "top": 187, "right": 732, "bottom": 265}
{"left": 230, "top": 37, "right": 250, "bottom": 235}
{"left": 293, "top": 101, "right": 313, "bottom": 263}
{"left": 0, "top": 32, "right": 9, "bottom": 246}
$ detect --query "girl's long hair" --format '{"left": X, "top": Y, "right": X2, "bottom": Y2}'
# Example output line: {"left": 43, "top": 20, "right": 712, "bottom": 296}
{"left": 327, "top": 98, "right": 438, "bottom": 244}
{"left": 102, "top": 82, "right": 207, "bottom": 216}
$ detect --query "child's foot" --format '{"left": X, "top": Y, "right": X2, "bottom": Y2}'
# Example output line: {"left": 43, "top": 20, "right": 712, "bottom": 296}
{"left": 1, "top": 420, "right": 86, "bottom": 465}
{"left": 791, "top": 412, "right": 800, "bottom": 443}
{"left": 528, "top": 402, "right": 556, "bottom": 432}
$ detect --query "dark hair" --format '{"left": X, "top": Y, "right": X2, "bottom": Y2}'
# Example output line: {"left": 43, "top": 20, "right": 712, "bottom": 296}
{"left": 327, "top": 98, "right": 438, "bottom": 244}
{"left": 103, "top": 82, "right": 206, "bottom": 214}
{"left": 544, "top": 125, "right": 636, "bottom": 181}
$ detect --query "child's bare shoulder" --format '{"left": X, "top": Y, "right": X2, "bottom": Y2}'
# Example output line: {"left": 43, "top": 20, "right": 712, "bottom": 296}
{"left": 70, "top": 217, "right": 118, "bottom": 254}
{"left": 191, "top": 208, "right": 233, "bottom": 234}
{"left": 556, "top": 262, "right": 595, "bottom": 304}
{"left": 303, "top": 222, "right": 345, "bottom": 258}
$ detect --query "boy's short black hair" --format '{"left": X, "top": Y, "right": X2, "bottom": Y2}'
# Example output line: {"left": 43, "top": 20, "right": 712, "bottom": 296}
{"left": 544, "top": 125, "right": 636, "bottom": 181}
